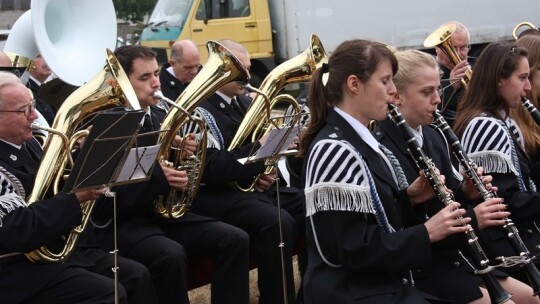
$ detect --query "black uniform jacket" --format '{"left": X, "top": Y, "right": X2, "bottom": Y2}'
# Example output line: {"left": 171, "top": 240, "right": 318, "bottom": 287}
{"left": 374, "top": 118, "right": 486, "bottom": 303}
{"left": 0, "top": 137, "right": 84, "bottom": 303}
{"left": 28, "top": 78, "right": 57, "bottom": 125}
{"left": 93, "top": 105, "right": 213, "bottom": 254}
{"left": 301, "top": 110, "right": 434, "bottom": 304}
{"left": 193, "top": 93, "right": 283, "bottom": 217}
{"left": 159, "top": 63, "right": 189, "bottom": 102}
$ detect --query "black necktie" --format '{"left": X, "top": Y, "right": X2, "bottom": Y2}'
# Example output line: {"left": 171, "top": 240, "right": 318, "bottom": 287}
{"left": 231, "top": 97, "right": 244, "bottom": 116}
{"left": 143, "top": 114, "right": 153, "bottom": 131}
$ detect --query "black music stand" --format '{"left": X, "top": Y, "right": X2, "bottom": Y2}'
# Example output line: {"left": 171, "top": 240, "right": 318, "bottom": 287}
{"left": 63, "top": 110, "right": 160, "bottom": 192}
{"left": 239, "top": 124, "right": 300, "bottom": 165}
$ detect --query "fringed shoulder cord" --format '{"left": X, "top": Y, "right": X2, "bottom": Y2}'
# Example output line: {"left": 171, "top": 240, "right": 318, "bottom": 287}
{"left": 193, "top": 107, "right": 224, "bottom": 149}
{"left": 305, "top": 139, "right": 394, "bottom": 267}
{"left": 461, "top": 116, "right": 529, "bottom": 191}
{"left": 0, "top": 165, "right": 26, "bottom": 227}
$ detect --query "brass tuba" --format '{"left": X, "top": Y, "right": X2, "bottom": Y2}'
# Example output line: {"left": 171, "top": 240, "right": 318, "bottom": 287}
{"left": 25, "top": 49, "right": 141, "bottom": 263}
{"left": 228, "top": 34, "right": 328, "bottom": 192}
{"left": 23, "top": 0, "right": 141, "bottom": 263}
{"left": 424, "top": 23, "right": 472, "bottom": 88}
{"left": 513, "top": 21, "right": 539, "bottom": 40}
{"left": 153, "top": 40, "right": 249, "bottom": 218}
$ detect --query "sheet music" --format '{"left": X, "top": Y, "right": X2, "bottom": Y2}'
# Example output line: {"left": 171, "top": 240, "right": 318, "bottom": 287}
{"left": 115, "top": 144, "right": 160, "bottom": 182}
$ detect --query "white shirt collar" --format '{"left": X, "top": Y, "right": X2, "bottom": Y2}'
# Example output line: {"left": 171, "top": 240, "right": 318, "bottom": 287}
{"left": 0, "top": 139, "right": 22, "bottom": 149}
{"left": 216, "top": 91, "right": 235, "bottom": 105}
{"left": 334, "top": 107, "right": 381, "bottom": 154}
{"left": 408, "top": 125, "right": 423, "bottom": 148}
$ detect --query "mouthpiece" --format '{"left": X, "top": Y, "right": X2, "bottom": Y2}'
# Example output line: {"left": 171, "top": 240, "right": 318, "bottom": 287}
{"left": 30, "top": 122, "right": 42, "bottom": 131}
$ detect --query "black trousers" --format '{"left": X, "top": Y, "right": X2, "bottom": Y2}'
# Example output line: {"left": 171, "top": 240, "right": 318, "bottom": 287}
{"left": 127, "top": 220, "right": 250, "bottom": 304}
{"left": 193, "top": 188, "right": 305, "bottom": 304}
{"left": 79, "top": 247, "right": 159, "bottom": 304}
{"left": 23, "top": 266, "right": 126, "bottom": 304}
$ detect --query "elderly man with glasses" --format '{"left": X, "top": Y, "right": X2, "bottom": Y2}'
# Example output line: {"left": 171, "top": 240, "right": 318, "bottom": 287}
{"left": 434, "top": 21, "right": 473, "bottom": 128}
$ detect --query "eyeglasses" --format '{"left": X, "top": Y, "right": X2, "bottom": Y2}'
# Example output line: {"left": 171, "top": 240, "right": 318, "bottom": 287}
{"left": 455, "top": 44, "right": 471, "bottom": 53}
{"left": 0, "top": 99, "right": 36, "bottom": 117}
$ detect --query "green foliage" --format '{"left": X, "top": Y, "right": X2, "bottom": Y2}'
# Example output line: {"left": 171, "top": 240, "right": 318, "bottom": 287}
{"left": 113, "top": 0, "right": 158, "bottom": 23}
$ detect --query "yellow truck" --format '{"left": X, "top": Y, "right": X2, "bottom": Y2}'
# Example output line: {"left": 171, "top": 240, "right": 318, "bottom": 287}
{"left": 140, "top": 0, "right": 540, "bottom": 84}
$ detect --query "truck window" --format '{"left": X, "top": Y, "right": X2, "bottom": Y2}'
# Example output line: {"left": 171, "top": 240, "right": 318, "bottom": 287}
{"left": 147, "top": 0, "right": 191, "bottom": 27}
{"left": 196, "top": 0, "right": 250, "bottom": 20}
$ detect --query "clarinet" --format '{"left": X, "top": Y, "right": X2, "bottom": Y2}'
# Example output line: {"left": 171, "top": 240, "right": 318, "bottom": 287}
{"left": 433, "top": 110, "right": 540, "bottom": 296}
{"left": 388, "top": 104, "right": 512, "bottom": 304}
{"left": 522, "top": 97, "right": 540, "bottom": 127}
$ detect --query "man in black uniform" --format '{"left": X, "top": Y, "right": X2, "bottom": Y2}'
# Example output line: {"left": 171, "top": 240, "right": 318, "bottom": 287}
{"left": 192, "top": 39, "right": 305, "bottom": 304}
{"left": 94, "top": 45, "right": 250, "bottom": 304}
{"left": 0, "top": 70, "right": 126, "bottom": 304}
{"left": 159, "top": 40, "right": 201, "bottom": 101}
{"left": 434, "top": 21, "right": 473, "bottom": 128}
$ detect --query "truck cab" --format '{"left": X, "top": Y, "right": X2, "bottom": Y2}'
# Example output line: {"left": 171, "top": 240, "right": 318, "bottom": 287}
{"left": 140, "top": 0, "right": 274, "bottom": 84}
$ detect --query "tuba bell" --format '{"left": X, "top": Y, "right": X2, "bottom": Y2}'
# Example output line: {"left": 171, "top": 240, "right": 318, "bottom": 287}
{"left": 4, "top": 10, "right": 38, "bottom": 83}
{"left": 424, "top": 23, "right": 472, "bottom": 88}
{"left": 152, "top": 40, "right": 249, "bottom": 218}
{"left": 227, "top": 34, "right": 328, "bottom": 192}
{"left": 23, "top": 0, "right": 141, "bottom": 263}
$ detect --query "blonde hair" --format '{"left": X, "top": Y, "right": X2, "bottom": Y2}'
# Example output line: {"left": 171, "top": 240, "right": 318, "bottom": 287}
{"left": 393, "top": 49, "right": 438, "bottom": 92}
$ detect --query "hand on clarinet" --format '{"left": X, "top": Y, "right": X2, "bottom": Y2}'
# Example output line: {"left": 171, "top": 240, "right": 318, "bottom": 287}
{"left": 461, "top": 166, "right": 498, "bottom": 201}
{"left": 473, "top": 198, "right": 510, "bottom": 229}
{"left": 424, "top": 202, "right": 471, "bottom": 242}
{"left": 407, "top": 169, "right": 448, "bottom": 206}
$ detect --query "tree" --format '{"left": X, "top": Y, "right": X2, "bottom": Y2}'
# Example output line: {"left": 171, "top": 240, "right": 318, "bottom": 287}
{"left": 113, "top": 0, "right": 157, "bottom": 24}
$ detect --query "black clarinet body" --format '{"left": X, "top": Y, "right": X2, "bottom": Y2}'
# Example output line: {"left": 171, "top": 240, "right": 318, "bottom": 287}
{"left": 434, "top": 110, "right": 540, "bottom": 296}
{"left": 388, "top": 104, "right": 512, "bottom": 304}
{"left": 522, "top": 97, "right": 540, "bottom": 127}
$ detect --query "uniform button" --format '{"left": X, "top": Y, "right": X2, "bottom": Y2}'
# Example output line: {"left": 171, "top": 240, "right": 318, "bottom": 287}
{"left": 454, "top": 261, "right": 461, "bottom": 267}
{"left": 401, "top": 278, "right": 408, "bottom": 285}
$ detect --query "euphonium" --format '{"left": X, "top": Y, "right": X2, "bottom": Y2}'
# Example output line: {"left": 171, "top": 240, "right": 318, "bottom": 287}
{"left": 25, "top": 50, "right": 141, "bottom": 263}
{"left": 424, "top": 23, "right": 472, "bottom": 88}
{"left": 152, "top": 40, "right": 249, "bottom": 218}
{"left": 433, "top": 110, "right": 540, "bottom": 295}
{"left": 228, "top": 34, "right": 328, "bottom": 192}
{"left": 389, "top": 104, "right": 512, "bottom": 304}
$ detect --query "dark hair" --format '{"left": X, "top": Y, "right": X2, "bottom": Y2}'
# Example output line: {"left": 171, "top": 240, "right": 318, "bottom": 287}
{"left": 518, "top": 28, "right": 540, "bottom": 39}
{"left": 454, "top": 42, "right": 528, "bottom": 136}
{"left": 299, "top": 39, "right": 398, "bottom": 156}
{"left": 114, "top": 45, "right": 157, "bottom": 76}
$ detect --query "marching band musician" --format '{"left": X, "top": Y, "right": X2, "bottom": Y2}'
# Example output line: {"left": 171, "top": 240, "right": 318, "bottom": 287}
{"left": 435, "top": 21, "right": 473, "bottom": 128}
{"left": 27, "top": 54, "right": 57, "bottom": 125}
{"left": 454, "top": 42, "right": 540, "bottom": 286}
{"left": 159, "top": 40, "right": 201, "bottom": 101}
{"left": 374, "top": 49, "right": 537, "bottom": 303}
{"left": 0, "top": 71, "right": 125, "bottom": 304}
{"left": 190, "top": 39, "right": 305, "bottom": 304}
{"left": 512, "top": 35, "right": 540, "bottom": 186}
{"left": 93, "top": 45, "right": 250, "bottom": 304}
{"left": 298, "top": 39, "right": 472, "bottom": 304}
